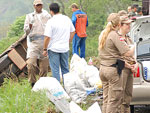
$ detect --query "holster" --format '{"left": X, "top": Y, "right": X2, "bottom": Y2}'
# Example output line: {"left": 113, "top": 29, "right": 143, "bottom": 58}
{"left": 111, "top": 59, "right": 125, "bottom": 76}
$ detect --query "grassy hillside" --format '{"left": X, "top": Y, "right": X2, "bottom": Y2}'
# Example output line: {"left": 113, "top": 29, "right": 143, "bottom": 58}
{"left": 0, "top": 0, "right": 32, "bottom": 39}
{"left": 0, "top": 0, "right": 51, "bottom": 39}
{"left": 0, "top": 79, "right": 57, "bottom": 113}
{"left": 0, "top": 0, "right": 32, "bottom": 23}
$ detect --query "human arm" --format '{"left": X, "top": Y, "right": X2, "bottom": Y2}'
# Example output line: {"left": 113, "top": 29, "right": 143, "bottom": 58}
{"left": 111, "top": 33, "right": 135, "bottom": 57}
{"left": 24, "top": 14, "right": 31, "bottom": 35}
{"left": 43, "top": 36, "right": 50, "bottom": 57}
{"left": 43, "top": 19, "right": 52, "bottom": 56}
{"left": 123, "top": 46, "right": 135, "bottom": 57}
{"left": 86, "top": 16, "right": 88, "bottom": 27}
{"left": 125, "top": 61, "right": 132, "bottom": 69}
{"left": 24, "top": 14, "right": 35, "bottom": 35}
{"left": 69, "top": 31, "right": 75, "bottom": 42}
{"left": 131, "top": 56, "right": 139, "bottom": 73}
{"left": 131, "top": 62, "right": 139, "bottom": 73}
{"left": 69, "top": 18, "right": 75, "bottom": 42}
{"left": 72, "top": 13, "right": 77, "bottom": 27}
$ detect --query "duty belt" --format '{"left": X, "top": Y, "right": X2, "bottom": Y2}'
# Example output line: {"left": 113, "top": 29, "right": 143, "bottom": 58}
{"left": 101, "top": 59, "right": 125, "bottom": 76}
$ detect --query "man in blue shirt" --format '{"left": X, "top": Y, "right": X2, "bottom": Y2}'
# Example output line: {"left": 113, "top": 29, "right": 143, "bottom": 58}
{"left": 71, "top": 3, "right": 88, "bottom": 58}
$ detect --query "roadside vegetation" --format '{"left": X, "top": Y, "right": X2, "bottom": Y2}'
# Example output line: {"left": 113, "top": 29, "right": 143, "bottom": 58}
{"left": 0, "top": 0, "right": 141, "bottom": 112}
{"left": 0, "top": 16, "right": 25, "bottom": 54}
{"left": 0, "top": 79, "right": 57, "bottom": 113}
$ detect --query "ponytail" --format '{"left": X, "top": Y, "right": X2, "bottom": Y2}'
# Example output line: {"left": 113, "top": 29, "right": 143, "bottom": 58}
{"left": 99, "top": 22, "right": 113, "bottom": 49}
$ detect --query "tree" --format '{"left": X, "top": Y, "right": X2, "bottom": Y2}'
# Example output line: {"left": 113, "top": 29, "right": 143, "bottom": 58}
{"left": 7, "top": 16, "right": 25, "bottom": 38}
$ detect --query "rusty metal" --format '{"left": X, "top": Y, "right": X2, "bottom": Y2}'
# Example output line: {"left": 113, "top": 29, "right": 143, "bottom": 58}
{"left": 0, "top": 34, "right": 28, "bottom": 85}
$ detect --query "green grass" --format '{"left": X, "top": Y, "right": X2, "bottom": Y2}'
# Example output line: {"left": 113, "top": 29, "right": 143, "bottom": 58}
{"left": 86, "top": 35, "right": 99, "bottom": 59}
{"left": 0, "top": 78, "right": 102, "bottom": 113}
{"left": 0, "top": 79, "right": 56, "bottom": 113}
{"left": 69, "top": 34, "right": 99, "bottom": 62}
{"left": 0, "top": 28, "right": 100, "bottom": 113}
{"left": 0, "top": 36, "right": 19, "bottom": 54}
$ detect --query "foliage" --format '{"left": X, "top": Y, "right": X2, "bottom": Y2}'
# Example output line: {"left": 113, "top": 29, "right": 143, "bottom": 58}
{"left": 0, "top": 79, "right": 56, "bottom": 113}
{"left": 7, "top": 16, "right": 25, "bottom": 38}
{"left": 0, "top": 0, "right": 33, "bottom": 23}
{"left": 0, "top": 36, "right": 19, "bottom": 54}
{"left": 63, "top": 0, "right": 141, "bottom": 59}
{"left": 0, "top": 15, "right": 26, "bottom": 54}
{"left": 0, "top": 0, "right": 142, "bottom": 57}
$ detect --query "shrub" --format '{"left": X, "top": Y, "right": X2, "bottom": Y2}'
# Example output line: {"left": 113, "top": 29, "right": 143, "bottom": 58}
{"left": 7, "top": 15, "right": 25, "bottom": 38}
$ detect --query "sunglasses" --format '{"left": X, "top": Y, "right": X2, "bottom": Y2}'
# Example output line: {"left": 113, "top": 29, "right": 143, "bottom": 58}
{"left": 36, "top": 4, "right": 42, "bottom": 7}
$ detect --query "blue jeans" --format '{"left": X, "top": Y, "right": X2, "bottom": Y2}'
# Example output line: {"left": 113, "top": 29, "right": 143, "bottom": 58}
{"left": 72, "top": 34, "right": 86, "bottom": 58}
{"left": 47, "top": 50, "right": 69, "bottom": 82}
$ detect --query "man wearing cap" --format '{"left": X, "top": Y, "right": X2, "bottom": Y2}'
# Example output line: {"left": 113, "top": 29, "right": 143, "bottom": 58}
{"left": 71, "top": 3, "right": 88, "bottom": 58}
{"left": 24, "top": 0, "right": 51, "bottom": 87}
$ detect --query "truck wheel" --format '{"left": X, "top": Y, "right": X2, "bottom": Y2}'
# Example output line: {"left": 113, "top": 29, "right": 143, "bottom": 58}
{"left": 130, "top": 105, "right": 134, "bottom": 113}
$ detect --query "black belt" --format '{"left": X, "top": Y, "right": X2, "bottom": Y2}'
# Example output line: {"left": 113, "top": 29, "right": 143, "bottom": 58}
{"left": 111, "top": 64, "right": 117, "bottom": 67}
{"left": 101, "top": 59, "right": 125, "bottom": 76}
{"left": 100, "top": 63, "right": 116, "bottom": 67}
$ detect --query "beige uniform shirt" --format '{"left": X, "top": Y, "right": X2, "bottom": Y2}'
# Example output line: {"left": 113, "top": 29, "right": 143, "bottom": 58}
{"left": 121, "top": 35, "right": 136, "bottom": 64}
{"left": 99, "top": 30, "right": 130, "bottom": 66}
{"left": 24, "top": 9, "right": 51, "bottom": 37}
{"left": 24, "top": 9, "right": 51, "bottom": 59}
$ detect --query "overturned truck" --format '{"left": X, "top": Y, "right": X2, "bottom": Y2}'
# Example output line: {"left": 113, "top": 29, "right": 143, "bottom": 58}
{"left": 0, "top": 34, "right": 28, "bottom": 85}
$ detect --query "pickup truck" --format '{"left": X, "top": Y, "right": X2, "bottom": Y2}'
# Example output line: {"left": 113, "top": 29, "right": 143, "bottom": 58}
{"left": 129, "top": 15, "right": 150, "bottom": 112}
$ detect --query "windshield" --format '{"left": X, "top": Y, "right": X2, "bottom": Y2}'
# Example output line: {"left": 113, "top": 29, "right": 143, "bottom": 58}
{"left": 137, "top": 39, "right": 150, "bottom": 57}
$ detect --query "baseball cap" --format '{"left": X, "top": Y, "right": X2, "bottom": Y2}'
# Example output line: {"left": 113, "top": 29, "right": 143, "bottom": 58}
{"left": 33, "top": 0, "right": 43, "bottom": 6}
{"left": 120, "top": 16, "right": 133, "bottom": 24}
{"left": 70, "top": 3, "right": 78, "bottom": 8}
{"left": 118, "top": 10, "right": 128, "bottom": 16}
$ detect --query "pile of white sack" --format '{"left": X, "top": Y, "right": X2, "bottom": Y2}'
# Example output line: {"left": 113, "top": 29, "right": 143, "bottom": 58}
{"left": 64, "top": 54, "right": 101, "bottom": 103}
{"left": 32, "top": 54, "right": 102, "bottom": 113}
{"left": 32, "top": 77, "right": 102, "bottom": 113}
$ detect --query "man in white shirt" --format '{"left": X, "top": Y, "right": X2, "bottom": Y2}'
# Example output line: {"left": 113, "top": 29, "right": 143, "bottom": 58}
{"left": 24, "top": 0, "right": 51, "bottom": 87}
{"left": 43, "top": 3, "right": 75, "bottom": 82}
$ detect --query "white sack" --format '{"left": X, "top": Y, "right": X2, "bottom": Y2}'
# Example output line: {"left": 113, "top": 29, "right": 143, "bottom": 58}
{"left": 64, "top": 72, "right": 87, "bottom": 103}
{"left": 32, "top": 77, "right": 70, "bottom": 113}
{"left": 69, "top": 101, "right": 102, "bottom": 113}
{"left": 85, "top": 65, "right": 100, "bottom": 87}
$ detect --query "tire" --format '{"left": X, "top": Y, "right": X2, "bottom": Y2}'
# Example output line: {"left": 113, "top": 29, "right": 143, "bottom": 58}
{"left": 130, "top": 105, "right": 134, "bottom": 113}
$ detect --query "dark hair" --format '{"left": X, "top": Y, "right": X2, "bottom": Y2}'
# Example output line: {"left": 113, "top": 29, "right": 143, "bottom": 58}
{"left": 49, "top": 3, "right": 60, "bottom": 14}
{"left": 132, "top": 4, "right": 138, "bottom": 9}
{"left": 137, "top": 7, "right": 142, "bottom": 13}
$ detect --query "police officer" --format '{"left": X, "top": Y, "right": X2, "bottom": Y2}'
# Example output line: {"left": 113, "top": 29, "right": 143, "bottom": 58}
{"left": 99, "top": 13, "right": 135, "bottom": 113}
{"left": 118, "top": 16, "right": 138, "bottom": 113}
